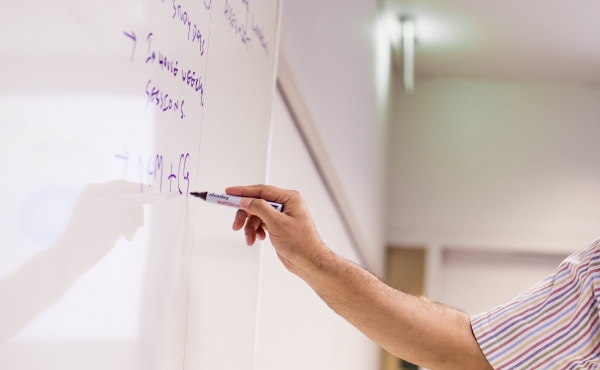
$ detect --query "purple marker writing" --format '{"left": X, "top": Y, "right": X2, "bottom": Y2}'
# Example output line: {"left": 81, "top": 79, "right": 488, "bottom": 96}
{"left": 191, "top": 191, "right": 284, "bottom": 212}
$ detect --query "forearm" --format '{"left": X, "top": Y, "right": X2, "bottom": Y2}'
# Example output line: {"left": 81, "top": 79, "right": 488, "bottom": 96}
{"left": 298, "top": 250, "right": 491, "bottom": 370}
{"left": 228, "top": 185, "right": 490, "bottom": 368}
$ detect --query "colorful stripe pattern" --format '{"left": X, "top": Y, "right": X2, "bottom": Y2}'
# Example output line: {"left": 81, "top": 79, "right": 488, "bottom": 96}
{"left": 471, "top": 238, "right": 600, "bottom": 369}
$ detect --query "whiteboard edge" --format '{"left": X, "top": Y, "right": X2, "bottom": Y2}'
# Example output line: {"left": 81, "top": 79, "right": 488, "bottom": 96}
{"left": 276, "top": 51, "right": 373, "bottom": 272}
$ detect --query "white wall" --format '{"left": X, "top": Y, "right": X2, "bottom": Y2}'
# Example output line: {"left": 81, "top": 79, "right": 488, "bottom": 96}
{"left": 253, "top": 91, "right": 380, "bottom": 370}
{"left": 280, "top": 0, "right": 386, "bottom": 274}
{"left": 387, "top": 76, "right": 600, "bottom": 327}
{"left": 438, "top": 249, "right": 566, "bottom": 315}
{"left": 388, "top": 77, "right": 600, "bottom": 254}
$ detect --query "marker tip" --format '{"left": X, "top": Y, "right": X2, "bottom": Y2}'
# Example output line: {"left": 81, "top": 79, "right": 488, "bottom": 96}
{"left": 190, "top": 191, "right": 208, "bottom": 200}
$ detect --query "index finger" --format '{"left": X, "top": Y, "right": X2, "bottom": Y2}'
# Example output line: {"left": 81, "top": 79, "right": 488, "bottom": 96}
{"left": 225, "top": 184, "right": 288, "bottom": 202}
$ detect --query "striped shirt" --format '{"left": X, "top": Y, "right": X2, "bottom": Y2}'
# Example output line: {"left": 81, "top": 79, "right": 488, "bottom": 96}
{"left": 471, "top": 238, "right": 600, "bottom": 369}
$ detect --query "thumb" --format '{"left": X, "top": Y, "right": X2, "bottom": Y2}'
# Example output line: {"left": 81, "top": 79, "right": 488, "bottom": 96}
{"left": 240, "top": 198, "right": 280, "bottom": 226}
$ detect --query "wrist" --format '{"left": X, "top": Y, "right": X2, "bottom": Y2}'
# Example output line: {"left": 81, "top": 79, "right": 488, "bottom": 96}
{"left": 294, "top": 241, "right": 338, "bottom": 280}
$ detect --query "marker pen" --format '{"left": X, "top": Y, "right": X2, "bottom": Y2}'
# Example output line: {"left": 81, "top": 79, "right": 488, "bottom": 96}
{"left": 190, "top": 191, "right": 284, "bottom": 212}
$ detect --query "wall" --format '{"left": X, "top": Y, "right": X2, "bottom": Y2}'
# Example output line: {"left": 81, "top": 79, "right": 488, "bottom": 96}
{"left": 438, "top": 249, "right": 566, "bottom": 315}
{"left": 388, "top": 77, "right": 600, "bottom": 254}
{"left": 254, "top": 91, "right": 380, "bottom": 370}
{"left": 386, "top": 76, "right": 600, "bottom": 348}
{"left": 280, "top": 0, "right": 386, "bottom": 274}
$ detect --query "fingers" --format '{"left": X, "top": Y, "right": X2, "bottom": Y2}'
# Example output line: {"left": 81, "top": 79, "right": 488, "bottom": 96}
{"left": 227, "top": 185, "right": 309, "bottom": 249}
{"left": 226, "top": 184, "right": 287, "bottom": 202}
{"left": 244, "top": 215, "right": 263, "bottom": 246}
{"left": 256, "top": 226, "right": 266, "bottom": 241}
{"left": 227, "top": 185, "right": 304, "bottom": 219}
{"left": 232, "top": 209, "right": 247, "bottom": 231}
{"left": 232, "top": 210, "right": 267, "bottom": 245}
{"left": 239, "top": 198, "right": 281, "bottom": 226}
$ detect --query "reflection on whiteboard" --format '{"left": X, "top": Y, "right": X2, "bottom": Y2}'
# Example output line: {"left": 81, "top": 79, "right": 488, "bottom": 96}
{"left": 0, "top": 96, "right": 153, "bottom": 341}
{"left": 0, "top": 0, "right": 280, "bottom": 368}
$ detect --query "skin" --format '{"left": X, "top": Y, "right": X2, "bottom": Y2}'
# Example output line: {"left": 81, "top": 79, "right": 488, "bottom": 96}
{"left": 227, "top": 184, "right": 493, "bottom": 370}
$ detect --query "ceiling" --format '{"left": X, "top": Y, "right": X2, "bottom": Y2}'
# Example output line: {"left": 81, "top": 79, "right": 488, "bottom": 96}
{"left": 384, "top": 0, "right": 600, "bottom": 85}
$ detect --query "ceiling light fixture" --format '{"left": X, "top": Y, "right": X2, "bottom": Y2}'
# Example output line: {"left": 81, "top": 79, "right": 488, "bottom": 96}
{"left": 400, "top": 16, "right": 415, "bottom": 94}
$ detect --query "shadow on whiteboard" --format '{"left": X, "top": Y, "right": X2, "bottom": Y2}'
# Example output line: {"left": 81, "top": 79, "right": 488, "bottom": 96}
{"left": 0, "top": 180, "right": 146, "bottom": 343}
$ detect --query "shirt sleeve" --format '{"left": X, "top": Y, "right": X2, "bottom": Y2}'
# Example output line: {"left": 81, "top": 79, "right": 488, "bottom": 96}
{"left": 470, "top": 238, "right": 600, "bottom": 370}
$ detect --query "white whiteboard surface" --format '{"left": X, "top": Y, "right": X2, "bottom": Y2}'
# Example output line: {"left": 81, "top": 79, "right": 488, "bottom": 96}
{"left": 0, "top": 0, "right": 280, "bottom": 369}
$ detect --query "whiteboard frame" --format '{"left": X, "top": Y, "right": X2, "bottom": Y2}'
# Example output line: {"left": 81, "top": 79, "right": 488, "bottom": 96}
{"left": 276, "top": 52, "right": 370, "bottom": 270}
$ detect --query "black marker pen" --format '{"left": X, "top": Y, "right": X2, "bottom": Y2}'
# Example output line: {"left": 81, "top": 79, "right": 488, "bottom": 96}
{"left": 191, "top": 191, "right": 284, "bottom": 212}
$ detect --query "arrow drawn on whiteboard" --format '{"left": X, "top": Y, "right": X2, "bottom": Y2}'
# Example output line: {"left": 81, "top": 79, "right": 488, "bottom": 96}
{"left": 146, "top": 33, "right": 153, "bottom": 54}
{"left": 123, "top": 31, "right": 137, "bottom": 61}
{"left": 115, "top": 147, "right": 129, "bottom": 179}
{"left": 204, "top": 0, "right": 211, "bottom": 10}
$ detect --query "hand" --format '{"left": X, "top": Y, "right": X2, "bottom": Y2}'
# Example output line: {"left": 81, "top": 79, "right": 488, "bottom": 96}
{"left": 226, "top": 185, "right": 333, "bottom": 276}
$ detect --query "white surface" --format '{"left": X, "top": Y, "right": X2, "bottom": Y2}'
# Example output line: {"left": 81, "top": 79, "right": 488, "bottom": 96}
{"left": 0, "top": 0, "right": 280, "bottom": 368}
{"left": 280, "top": 0, "right": 385, "bottom": 274}
{"left": 388, "top": 77, "right": 600, "bottom": 254}
{"left": 253, "top": 91, "right": 379, "bottom": 370}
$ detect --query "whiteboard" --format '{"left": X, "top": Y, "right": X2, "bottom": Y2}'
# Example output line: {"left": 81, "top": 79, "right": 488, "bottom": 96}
{"left": 0, "top": 0, "right": 280, "bottom": 369}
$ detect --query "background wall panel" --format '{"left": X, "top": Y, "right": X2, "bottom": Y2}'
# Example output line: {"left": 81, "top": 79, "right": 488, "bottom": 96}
{"left": 253, "top": 91, "right": 379, "bottom": 370}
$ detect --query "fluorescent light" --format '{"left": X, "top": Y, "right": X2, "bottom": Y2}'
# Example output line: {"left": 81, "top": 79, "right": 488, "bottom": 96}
{"left": 402, "top": 17, "right": 415, "bottom": 94}
{"left": 385, "top": 12, "right": 403, "bottom": 50}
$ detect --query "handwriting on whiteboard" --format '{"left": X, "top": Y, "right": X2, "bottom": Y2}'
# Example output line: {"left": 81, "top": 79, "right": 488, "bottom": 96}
{"left": 224, "top": 0, "right": 251, "bottom": 48}
{"left": 122, "top": 0, "right": 271, "bottom": 119}
{"left": 145, "top": 80, "right": 186, "bottom": 119}
{"left": 169, "top": 0, "right": 208, "bottom": 56}
{"left": 122, "top": 0, "right": 210, "bottom": 119}
{"left": 252, "top": 23, "right": 268, "bottom": 57}
{"left": 224, "top": 0, "right": 269, "bottom": 56}
{"left": 115, "top": 150, "right": 191, "bottom": 195}
{"left": 145, "top": 33, "right": 205, "bottom": 107}
{"left": 124, "top": 30, "right": 207, "bottom": 118}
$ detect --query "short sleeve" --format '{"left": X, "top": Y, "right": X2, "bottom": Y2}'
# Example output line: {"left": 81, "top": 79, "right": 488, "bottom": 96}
{"left": 470, "top": 239, "right": 600, "bottom": 370}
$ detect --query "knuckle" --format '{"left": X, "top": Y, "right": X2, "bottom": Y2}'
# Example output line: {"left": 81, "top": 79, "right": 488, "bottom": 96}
{"left": 253, "top": 199, "right": 268, "bottom": 210}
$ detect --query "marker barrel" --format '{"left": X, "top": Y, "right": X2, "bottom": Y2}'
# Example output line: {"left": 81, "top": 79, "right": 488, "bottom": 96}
{"left": 205, "top": 192, "right": 283, "bottom": 212}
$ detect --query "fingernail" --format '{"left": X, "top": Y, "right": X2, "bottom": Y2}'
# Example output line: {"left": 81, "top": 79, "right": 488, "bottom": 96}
{"left": 245, "top": 234, "right": 252, "bottom": 245}
{"left": 240, "top": 198, "right": 252, "bottom": 208}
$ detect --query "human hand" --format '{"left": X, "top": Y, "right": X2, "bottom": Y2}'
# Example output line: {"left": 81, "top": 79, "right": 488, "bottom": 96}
{"left": 226, "top": 185, "right": 333, "bottom": 276}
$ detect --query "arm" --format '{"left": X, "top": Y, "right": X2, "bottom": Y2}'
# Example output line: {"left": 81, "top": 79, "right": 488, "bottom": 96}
{"left": 227, "top": 185, "right": 492, "bottom": 370}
